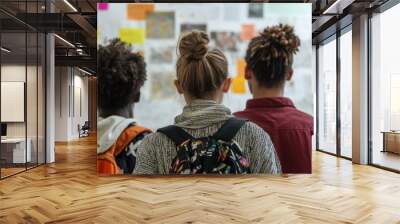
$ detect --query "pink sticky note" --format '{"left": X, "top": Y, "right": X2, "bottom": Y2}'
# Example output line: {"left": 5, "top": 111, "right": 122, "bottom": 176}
{"left": 98, "top": 3, "right": 109, "bottom": 11}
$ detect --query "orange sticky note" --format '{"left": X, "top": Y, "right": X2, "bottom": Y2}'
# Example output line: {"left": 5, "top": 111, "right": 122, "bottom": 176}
{"left": 127, "top": 3, "right": 155, "bottom": 20}
{"left": 240, "top": 24, "right": 256, "bottom": 41}
{"left": 237, "top": 58, "right": 246, "bottom": 77}
{"left": 231, "top": 59, "right": 247, "bottom": 94}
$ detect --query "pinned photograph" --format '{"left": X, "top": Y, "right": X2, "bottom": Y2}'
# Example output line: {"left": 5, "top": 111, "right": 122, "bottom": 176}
{"left": 180, "top": 23, "right": 207, "bottom": 33}
{"left": 146, "top": 12, "right": 175, "bottom": 39}
{"left": 149, "top": 46, "right": 175, "bottom": 64}
{"left": 210, "top": 31, "right": 240, "bottom": 52}
{"left": 248, "top": 3, "right": 264, "bottom": 18}
{"left": 150, "top": 71, "right": 176, "bottom": 100}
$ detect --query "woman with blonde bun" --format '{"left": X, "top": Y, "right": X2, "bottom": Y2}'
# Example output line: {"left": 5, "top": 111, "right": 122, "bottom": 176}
{"left": 134, "top": 31, "right": 281, "bottom": 175}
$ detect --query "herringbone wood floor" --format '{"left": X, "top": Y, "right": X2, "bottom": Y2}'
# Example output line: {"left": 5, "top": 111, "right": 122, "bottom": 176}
{"left": 0, "top": 135, "right": 400, "bottom": 224}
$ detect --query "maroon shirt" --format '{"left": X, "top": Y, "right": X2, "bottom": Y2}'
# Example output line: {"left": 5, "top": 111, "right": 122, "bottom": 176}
{"left": 234, "top": 97, "right": 313, "bottom": 174}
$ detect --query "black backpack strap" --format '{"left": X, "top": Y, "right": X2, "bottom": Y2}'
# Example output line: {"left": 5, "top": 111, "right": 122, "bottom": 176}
{"left": 157, "top": 125, "right": 194, "bottom": 146}
{"left": 212, "top": 118, "right": 248, "bottom": 142}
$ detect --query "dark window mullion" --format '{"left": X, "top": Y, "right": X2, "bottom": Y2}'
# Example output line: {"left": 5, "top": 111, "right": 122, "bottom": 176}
{"left": 316, "top": 45, "right": 320, "bottom": 151}
{"left": 367, "top": 11, "right": 373, "bottom": 165}
{"left": 336, "top": 28, "right": 341, "bottom": 157}
{"left": 25, "top": 0, "right": 28, "bottom": 171}
{"left": 36, "top": 0, "right": 39, "bottom": 167}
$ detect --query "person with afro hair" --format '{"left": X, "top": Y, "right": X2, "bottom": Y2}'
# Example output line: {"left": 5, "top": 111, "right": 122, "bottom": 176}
{"left": 97, "top": 39, "right": 151, "bottom": 175}
{"left": 235, "top": 24, "right": 314, "bottom": 174}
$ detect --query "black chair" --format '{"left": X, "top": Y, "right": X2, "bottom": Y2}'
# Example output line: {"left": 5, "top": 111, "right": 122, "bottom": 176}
{"left": 79, "top": 121, "right": 90, "bottom": 138}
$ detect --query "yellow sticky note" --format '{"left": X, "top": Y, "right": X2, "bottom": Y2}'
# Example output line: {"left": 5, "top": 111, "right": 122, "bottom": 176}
{"left": 231, "top": 76, "right": 246, "bottom": 94}
{"left": 97, "top": 26, "right": 100, "bottom": 43}
{"left": 231, "top": 58, "right": 247, "bottom": 94}
{"left": 119, "top": 28, "right": 145, "bottom": 45}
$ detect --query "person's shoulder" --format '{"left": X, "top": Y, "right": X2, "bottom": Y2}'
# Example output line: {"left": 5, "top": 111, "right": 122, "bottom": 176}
{"left": 290, "top": 109, "right": 313, "bottom": 125}
{"left": 233, "top": 110, "right": 250, "bottom": 118}
{"left": 141, "top": 131, "right": 164, "bottom": 142}
{"left": 239, "top": 120, "right": 270, "bottom": 139}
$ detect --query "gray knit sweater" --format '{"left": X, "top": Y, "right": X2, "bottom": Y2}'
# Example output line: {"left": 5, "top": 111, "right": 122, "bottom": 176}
{"left": 134, "top": 100, "right": 282, "bottom": 174}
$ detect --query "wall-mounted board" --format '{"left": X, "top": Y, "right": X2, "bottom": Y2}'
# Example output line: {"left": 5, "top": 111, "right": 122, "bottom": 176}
{"left": 1, "top": 82, "right": 25, "bottom": 122}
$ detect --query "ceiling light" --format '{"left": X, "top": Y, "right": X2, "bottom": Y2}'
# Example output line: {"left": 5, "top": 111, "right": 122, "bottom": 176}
{"left": 54, "top": 34, "right": 75, "bottom": 48}
{"left": 1, "top": 47, "right": 11, "bottom": 53}
{"left": 323, "top": 0, "right": 353, "bottom": 15}
{"left": 63, "top": 0, "right": 78, "bottom": 12}
{"left": 322, "top": 0, "right": 340, "bottom": 14}
{"left": 78, "top": 67, "right": 92, "bottom": 76}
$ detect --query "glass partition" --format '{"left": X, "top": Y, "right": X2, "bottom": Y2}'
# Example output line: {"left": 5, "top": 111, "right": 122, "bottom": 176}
{"left": 0, "top": 1, "right": 46, "bottom": 179}
{"left": 1, "top": 30, "right": 28, "bottom": 177}
{"left": 27, "top": 31, "right": 38, "bottom": 169}
{"left": 38, "top": 32, "right": 45, "bottom": 165}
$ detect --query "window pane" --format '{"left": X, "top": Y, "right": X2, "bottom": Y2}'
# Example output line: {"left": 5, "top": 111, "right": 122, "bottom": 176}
{"left": 27, "top": 31, "right": 38, "bottom": 169}
{"left": 318, "top": 38, "right": 337, "bottom": 154}
{"left": 340, "top": 30, "right": 352, "bottom": 158}
{"left": 371, "top": 4, "right": 400, "bottom": 171}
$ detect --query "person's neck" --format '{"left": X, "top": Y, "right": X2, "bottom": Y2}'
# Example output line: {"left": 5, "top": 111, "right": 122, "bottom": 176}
{"left": 99, "top": 105, "right": 134, "bottom": 119}
{"left": 252, "top": 86, "right": 284, "bottom": 99}
{"left": 184, "top": 93, "right": 222, "bottom": 105}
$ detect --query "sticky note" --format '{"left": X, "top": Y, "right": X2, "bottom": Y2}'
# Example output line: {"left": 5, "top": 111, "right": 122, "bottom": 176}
{"left": 236, "top": 58, "right": 246, "bottom": 77}
{"left": 98, "top": 3, "right": 108, "bottom": 11}
{"left": 127, "top": 3, "right": 155, "bottom": 20}
{"left": 231, "top": 59, "right": 247, "bottom": 94}
{"left": 97, "top": 26, "right": 100, "bottom": 43}
{"left": 119, "top": 28, "right": 145, "bottom": 45}
{"left": 240, "top": 24, "right": 256, "bottom": 41}
{"left": 231, "top": 76, "right": 246, "bottom": 94}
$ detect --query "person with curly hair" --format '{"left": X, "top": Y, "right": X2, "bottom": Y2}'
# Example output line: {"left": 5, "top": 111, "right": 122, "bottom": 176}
{"left": 234, "top": 24, "right": 314, "bottom": 174}
{"left": 97, "top": 39, "right": 151, "bottom": 175}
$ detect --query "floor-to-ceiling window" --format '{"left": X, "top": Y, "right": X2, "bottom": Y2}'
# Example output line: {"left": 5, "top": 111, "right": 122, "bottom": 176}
{"left": 317, "top": 36, "right": 337, "bottom": 154}
{"left": 370, "top": 2, "right": 400, "bottom": 171}
{"left": 0, "top": 0, "right": 46, "bottom": 179}
{"left": 339, "top": 27, "right": 352, "bottom": 158}
{"left": 316, "top": 24, "right": 353, "bottom": 159}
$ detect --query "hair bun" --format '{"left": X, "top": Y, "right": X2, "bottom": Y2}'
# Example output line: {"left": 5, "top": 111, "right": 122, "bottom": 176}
{"left": 179, "top": 30, "right": 209, "bottom": 60}
{"left": 259, "top": 24, "right": 300, "bottom": 55}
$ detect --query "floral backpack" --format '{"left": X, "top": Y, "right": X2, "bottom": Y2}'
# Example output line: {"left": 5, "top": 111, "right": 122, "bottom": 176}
{"left": 157, "top": 118, "right": 250, "bottom": 174}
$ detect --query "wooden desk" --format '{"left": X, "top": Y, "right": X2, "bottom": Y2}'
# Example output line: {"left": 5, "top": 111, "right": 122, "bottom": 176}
{"left": 382, "top": 131, "right": 400, "bottom": 154}
{"left": 0, "top": 138, "right": 31, "bottom": 164}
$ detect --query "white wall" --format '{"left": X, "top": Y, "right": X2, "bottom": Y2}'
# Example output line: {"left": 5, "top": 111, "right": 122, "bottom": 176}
{"left": 54, "top": 67, "right": 89, "bottom": 141}
{"left": 55, "top": 66, "right": 69, "bottom": 141}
